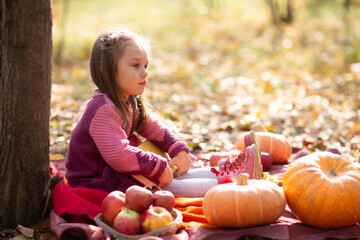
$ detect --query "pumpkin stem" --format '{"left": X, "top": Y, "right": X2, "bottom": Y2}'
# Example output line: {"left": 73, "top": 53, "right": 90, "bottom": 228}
{"left": 327, "top": 169, "right": 337, "bottom": 177}
{"left": 237, "top": 173, "right": 249, "bottom": 185}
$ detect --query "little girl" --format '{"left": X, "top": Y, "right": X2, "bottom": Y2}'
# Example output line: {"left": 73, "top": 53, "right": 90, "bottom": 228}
{"left": 65, "top": 28, "right": 260, "bottom": 197}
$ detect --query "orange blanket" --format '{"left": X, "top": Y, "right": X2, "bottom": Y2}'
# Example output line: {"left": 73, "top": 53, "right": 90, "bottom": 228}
{"left": 174, "top": 195, "right": 216, "bottom": 229}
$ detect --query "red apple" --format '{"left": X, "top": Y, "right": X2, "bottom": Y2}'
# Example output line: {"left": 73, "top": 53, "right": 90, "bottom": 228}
{"left": 209, "top": 153, "right": 227, "bottom": 167}
{"left": 153, "top": 190, "right": 175, "bottom": 212}
{"left": 101, "top": 190, "right": 126, "bottom": 223}
{"left": 125, "top": 185, "right": 154, "bottom": 212}
{"left": 140, "top": 206, "right": 173, "bottom": 233}
{"left": 261, "top": 152, "right": 272, "bottom": 171}
{"left": 209, "top": 150, "right": 240, "bottom": 166}
{"left": 113, "top": 209, "right": 141, "bottom": 235}
{"left": 326, "top": 148, "right": 341, "bottom": 155}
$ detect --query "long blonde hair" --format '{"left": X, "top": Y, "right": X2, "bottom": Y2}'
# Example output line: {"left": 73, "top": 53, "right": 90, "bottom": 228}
{"left": 90, "top": 29, "right": 150, "bottom": 134}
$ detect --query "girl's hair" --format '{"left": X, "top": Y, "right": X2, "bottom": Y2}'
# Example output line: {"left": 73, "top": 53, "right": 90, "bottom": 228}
{"left": 90, "top": 29, "right": 151, "bottom": 134}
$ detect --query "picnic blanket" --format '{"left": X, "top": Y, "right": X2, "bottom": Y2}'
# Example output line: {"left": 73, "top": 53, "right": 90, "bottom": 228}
{"left": 50, "top": 148, "right": 360, "bottom": 240}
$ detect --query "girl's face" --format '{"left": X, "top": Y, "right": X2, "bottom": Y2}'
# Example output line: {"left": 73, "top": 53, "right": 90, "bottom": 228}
{"left": 115, "top": 44, "right": 149, "bottom": 101}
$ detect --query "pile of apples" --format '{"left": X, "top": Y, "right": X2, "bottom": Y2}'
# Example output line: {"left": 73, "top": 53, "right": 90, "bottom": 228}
{"left": 101, "top": 185, "right": 176, "bottom": 235}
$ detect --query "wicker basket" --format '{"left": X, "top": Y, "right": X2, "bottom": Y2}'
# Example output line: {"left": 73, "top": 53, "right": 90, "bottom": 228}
{"left": 94, "top": 209, "right": 182, "bottom": 240}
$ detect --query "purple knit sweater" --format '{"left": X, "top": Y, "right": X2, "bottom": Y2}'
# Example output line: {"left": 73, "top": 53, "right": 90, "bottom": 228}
{"left": 65, "top": 91, "right": 189, "bottom": 193}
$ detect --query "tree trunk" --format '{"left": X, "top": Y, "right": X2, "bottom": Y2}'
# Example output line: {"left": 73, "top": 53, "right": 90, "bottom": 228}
{"left": 267, "top": 0, "right": 294, "bottom": 25}
{"left": 0, "top": 0, "right": 52, "bottom": 228}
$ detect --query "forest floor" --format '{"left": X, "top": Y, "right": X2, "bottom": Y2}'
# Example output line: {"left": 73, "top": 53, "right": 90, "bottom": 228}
{"left": 50, "top": 0, "right": 360, "bottom": 166}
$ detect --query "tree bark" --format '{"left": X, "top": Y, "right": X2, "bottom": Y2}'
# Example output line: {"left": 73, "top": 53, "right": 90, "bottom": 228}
{"left": 0, "top": 0, "right": 52, "bottom": 228}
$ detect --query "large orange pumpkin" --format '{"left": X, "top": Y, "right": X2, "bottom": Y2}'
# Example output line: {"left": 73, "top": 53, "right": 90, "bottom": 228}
{"left": 283, "top": 152, "right": 360, "bottom": 229}
{"left": 236, "top": 132, "right": 292, "bottom": 164}
{"left": 203, "top": 174, "right": 286, "bottom": 228}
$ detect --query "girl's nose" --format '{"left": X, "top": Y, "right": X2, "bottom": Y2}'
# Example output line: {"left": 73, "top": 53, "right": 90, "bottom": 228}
{"left": 141, "top": 68, "right": 148, "bottom": 78}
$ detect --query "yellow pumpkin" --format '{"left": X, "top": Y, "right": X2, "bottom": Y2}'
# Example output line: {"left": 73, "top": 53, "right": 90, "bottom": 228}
{"left": 283, "top": 152, "right": 360, "bottom": 229}
{"left": 236, "top": 132, "right": 292, "bottom": 164}
{"left": 202, "top": 174, "right": 286, "bottom": 228}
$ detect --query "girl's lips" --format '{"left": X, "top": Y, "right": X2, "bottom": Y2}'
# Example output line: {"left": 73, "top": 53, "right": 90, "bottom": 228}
{"left": 139, "top": 81, "right": 147, "bottom": 86}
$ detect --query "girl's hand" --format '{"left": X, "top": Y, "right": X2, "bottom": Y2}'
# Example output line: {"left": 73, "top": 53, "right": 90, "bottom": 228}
{"left": 169, "top": 151, "right": 192, "bottom": 177}
{"left": 158, "top": 164, "right": 173, "bottom": 187}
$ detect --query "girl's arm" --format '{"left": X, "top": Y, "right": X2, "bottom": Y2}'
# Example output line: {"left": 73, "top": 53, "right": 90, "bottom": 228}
{"left": 138, "top": 114, "right": 189, "bottom": 158}
{"left": 168, "top": 150, "right": 192, "bottom": 177}
{"left": 89, "top": 104, "right": 168, "bottom": 180}
{"left": 158, "top": 164, "right": 173, "bottom": 187}
{"left": 138, "top": 114, "right": 191, "bottom": 176}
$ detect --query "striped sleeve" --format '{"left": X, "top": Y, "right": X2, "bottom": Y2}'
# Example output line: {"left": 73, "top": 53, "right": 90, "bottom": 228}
{"left": 138, "top": 114, "right": 189, "bottom": 158}
{"left": 89, "top": 103, "right": 167, "bottom": 179}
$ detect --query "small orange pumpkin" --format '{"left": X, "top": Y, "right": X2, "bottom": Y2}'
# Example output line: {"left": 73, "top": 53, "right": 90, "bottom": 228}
{"left": 283, "top": 152, "right": 360, "bottom": 229}
{"left": 203, "top": 174, "right": 286, "bottom": 228}
{"left": 236, "top": 132, "right": 292, "bottom": 164}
